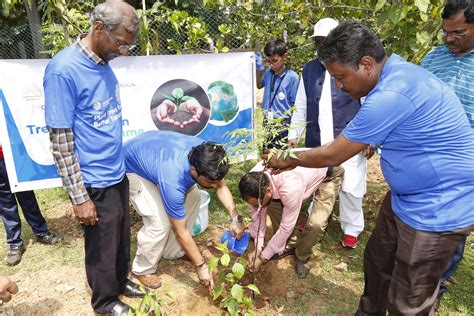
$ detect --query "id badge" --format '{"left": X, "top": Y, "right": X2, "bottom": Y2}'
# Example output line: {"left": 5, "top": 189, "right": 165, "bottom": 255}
{"left": 267, "top": 110, "right": 274, "bottom": 121}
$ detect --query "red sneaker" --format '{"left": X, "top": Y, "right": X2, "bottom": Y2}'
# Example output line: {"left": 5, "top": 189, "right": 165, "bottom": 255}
{"left": 342, "top": 234, "right": 358, "bottom": 249}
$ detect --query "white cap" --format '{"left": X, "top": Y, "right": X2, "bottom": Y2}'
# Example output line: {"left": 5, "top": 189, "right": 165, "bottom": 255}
{"left": 309, "top": 18, "right": 339, "bottom": 38}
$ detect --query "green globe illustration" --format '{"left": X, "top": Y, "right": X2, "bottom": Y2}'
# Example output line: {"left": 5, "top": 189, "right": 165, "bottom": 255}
{"left": 208, "top": 81, "right": 238, "bottom": 122}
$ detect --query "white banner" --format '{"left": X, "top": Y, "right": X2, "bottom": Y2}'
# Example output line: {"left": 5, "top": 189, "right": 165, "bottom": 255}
{"left": 0, "top": 52, "right": 255, "bottom": 192}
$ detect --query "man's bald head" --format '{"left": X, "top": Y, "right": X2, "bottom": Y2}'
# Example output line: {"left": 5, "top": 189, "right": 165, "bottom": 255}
{"left": 91, "top": 1, "right": 139, "bottom": 35}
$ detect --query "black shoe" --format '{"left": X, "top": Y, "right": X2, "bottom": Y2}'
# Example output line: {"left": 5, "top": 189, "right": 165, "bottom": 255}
{"left": 295, "top": 258, "right": 310, "bottom": 278}
{"left": 270, "top": 246, "right": 296, "bottom": 260}
{"left": 4, "top": 244, "right": 26, "bottom": 266}
{"left": 105, "top": 301, "right": 131, "bottom": 316}
{"left": 36, "top": 231, "right": 62, "bottom": 245}
{"left": 122, "top": 279, "right": 149, "bottom": 298}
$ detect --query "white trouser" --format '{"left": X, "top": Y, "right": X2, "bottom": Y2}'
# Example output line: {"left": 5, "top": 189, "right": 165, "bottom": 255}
{"left": 127, "top": 173, "right": 201, "bottom": 275}
{"left": 339, "top": 152, "right": 367, "bottom": 237}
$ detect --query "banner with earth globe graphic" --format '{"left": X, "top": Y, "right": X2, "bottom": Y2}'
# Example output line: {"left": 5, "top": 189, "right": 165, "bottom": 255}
{"left": 0, "top": 52, "right": 255, "bottom": 192}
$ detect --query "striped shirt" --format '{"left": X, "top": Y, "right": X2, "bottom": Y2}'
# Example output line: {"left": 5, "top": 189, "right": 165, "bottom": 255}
{"left": 48, "top": 36, "right": 106, "bottom": 204}
{"left": 248, "top": 161, "right": 327, "bottom": 260}
{"left": 421, "top": 44, "right": 474, "bottom": 128}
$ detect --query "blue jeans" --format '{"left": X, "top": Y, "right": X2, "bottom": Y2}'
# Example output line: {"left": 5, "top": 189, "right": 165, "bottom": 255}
{"left": 438, "top": 237, "right": 466, "bottom": 298}
{"left": 0, "top": 159, "right": 48, "bottom": 246}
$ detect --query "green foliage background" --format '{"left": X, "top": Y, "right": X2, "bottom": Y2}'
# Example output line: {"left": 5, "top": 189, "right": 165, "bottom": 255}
{"left": 1, "top": 0, "right": 445, "bottom": 68}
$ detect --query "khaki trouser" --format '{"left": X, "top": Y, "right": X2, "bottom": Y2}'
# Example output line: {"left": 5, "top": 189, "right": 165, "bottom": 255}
{"left": 267, "top": 166, "right": 344, "bottom": 260}
{"left": 127, "top": 173, "right": 201, "bottom": 275}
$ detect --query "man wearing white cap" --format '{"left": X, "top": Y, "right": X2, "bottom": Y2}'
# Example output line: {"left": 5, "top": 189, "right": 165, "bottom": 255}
{"left": 288, "top": 18, "right": 368, "bottom": 249}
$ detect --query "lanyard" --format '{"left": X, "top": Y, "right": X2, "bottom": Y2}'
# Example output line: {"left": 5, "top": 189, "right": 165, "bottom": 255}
{"left": 269, "top": 66, "right": 288, "bottom": 110}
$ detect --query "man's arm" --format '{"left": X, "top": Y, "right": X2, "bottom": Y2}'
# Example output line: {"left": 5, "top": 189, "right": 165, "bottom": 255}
{"left": 169, "top": 217, "right": 214, "bottom": 289}
{"left": 266, "top": 134, "right": 368, "bottom": 171}
{"left": 215, "top": 179, "right": 245, "bottom": 238}
{"left": 261, "top": 181, "right": 304, "bottom": 260}
{"left": 48, "top": 128, "right": 97, "bottom": 225}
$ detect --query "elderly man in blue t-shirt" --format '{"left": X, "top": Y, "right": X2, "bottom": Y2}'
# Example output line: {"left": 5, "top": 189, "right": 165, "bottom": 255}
{"left": 44, "top": 2, "right": 142, "bottom": 315}
{"left": 124, "top": 131, "right": 245, "bottom": 291}
{"left": 265, "top": 21, "right": 473, "bottom": 315}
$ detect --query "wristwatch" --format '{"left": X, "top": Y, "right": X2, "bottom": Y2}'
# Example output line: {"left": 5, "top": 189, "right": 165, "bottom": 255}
{"left": 230, "top": 214, "right": 244, "bottom": 223}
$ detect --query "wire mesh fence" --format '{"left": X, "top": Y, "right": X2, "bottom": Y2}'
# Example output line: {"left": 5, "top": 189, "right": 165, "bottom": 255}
{"left": 0, "top": 9, "right": 252, "bottom": 59}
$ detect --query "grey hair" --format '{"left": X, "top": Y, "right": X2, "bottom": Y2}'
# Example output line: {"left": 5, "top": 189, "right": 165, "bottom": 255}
{"left": 91, "top": 1, "right": 140, "bottom": 35}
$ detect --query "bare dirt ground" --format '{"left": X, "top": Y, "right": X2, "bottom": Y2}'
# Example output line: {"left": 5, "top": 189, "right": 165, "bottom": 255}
{"left": 0, "top": 159, "right": 386, "bottom": 316}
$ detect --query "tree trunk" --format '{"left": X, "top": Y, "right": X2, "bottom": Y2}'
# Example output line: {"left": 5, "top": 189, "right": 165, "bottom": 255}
{"left": 24, "top": 0, "right": 47, "bottom": 58}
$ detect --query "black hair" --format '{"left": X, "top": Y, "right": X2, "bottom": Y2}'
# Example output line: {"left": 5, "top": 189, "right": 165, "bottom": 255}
{"left": 264, "top": 39, "right": 287, "bottom": 57}
{"left": 188, "top": 142, "right": 229, "bottom": 181}
{"left": 238, "top": 171, "right": 270, "bottom": 201}
{"left": 318, "top": 21, "right": 386, "bottom": 70}
{"left": 442, "top": 0, "right": 474, "bottom": 24}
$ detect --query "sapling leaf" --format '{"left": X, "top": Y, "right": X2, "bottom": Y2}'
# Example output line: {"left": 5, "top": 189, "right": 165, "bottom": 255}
{"left": 246, "top": 310, "right": 257, "bottom": 316}
{"left": 220, "top": 297, "right": 230, "bottom": 308}
{"left": 216, "top": 241, "right": 229, "bottom": 254}
{"left": 231, "top": 284, "right": 244, "bottom": 303}
{"left": 172, "top": 88, "right": 184, "bottom": 99}
{"left": 220, "top": 253, "right": 231, "bottom": 267}
{"left": 228, "top": 299, "right": 239, "bottom": 315}
{"left": 225, "top": 272, "right": 235, "bottom": 283}
{"left": 217, "top": 271, "right": 226, "bottom": 283}
{"left": 237, "top": 257, "right": 248, "bottom": 268}
{"left": 208, "top": 256, "right": 219, "bottom": 272}
{"left": 165, "top": 95, "right": 176, "bottom": 103}
{"left": 213, "top": 283, "right": 224, "bottom": 300}
{"left": 181, "top": 95, "right": 195, "bottom": 101}
{"left": 243, "top": 296, "right": 253, "bottom": 307}
{"left": 289, "top": 152, "right": 300, "bottom": 160}
{"left": 247, "top": 284, "right": 261, "bottom": 295}
{"left": 232, "top": 262, "right": 245, "bottom": 279}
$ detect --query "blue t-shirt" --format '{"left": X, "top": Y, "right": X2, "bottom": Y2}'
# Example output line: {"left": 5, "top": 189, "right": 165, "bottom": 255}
{"left": 343, "top": 54, "right": 474, "bottom": 232}
{"left": 260, "top": 66, "right": 299, "bottom": 119}
{"left": 421, "top": 45, "right": 474, "bottom": 128}
{"left": 44, "top": 44, "right": 125, "bottom": 188}
{"left": 124, "top": 131, "right": 204, "bottom": 219}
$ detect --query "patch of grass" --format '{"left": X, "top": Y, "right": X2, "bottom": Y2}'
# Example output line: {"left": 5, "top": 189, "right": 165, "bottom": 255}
{"left": 0, "top": 158, "right": 472, "bottom": 315}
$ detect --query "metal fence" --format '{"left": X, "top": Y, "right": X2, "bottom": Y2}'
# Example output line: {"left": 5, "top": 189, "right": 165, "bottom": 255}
{"left": 0, "top": 8, "right": 252, "bottom": 59}
{"left": 0, "top": 23, "right": 43, "bottom": 59}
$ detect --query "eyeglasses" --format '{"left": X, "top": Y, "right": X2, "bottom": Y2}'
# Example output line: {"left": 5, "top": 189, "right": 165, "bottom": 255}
{"left": 106, "top": 29, "right": 136, "bottom": 53}
{"left": 443, "top": 26, "right": 472, "bottom": 39}
{"left": 265, "top": 57, "right": 283, "bottom": 65}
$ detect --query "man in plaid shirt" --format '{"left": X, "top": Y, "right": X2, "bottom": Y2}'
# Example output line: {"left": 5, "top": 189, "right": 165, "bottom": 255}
{"left": 44, "top": 2, "right": 141, "bottom": 315}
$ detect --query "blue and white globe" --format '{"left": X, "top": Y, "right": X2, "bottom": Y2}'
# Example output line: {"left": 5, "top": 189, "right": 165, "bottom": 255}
{"left": 208, "top": 81, "right": 238, "bottom": 122}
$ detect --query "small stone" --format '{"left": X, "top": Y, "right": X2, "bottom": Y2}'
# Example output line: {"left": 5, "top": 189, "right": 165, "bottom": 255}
{"left": 334, "top": 262, "right": 348, "bottom": 272}
{"left": 285, "top": 290, "right": 297, "bottom": 300}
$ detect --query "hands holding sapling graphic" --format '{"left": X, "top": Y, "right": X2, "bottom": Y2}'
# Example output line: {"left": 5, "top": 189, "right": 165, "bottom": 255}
{"left": 155, "top": 88, "right": 204, "bottom": 129}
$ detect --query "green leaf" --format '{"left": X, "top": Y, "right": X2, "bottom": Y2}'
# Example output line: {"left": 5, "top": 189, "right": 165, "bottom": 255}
{"left": 172, "top": 88, "right": 184, "bottom": 99}
{"left": 220, "top": 253, "right": 231, "bottom": 267}
{"left": 228, "top": 299, "right": 239, "bottom": 315}
{"left": 213, "top": 283, "right": 224, "bottom": 300}
{"left": 225, "top": 272, "right": 235, "bottom": 283}
{"left": 231, "top": 284, "right": 244, "bottom": 303}
{"left": 216, "top": 241, "right": 230, "bottom": 254}
{"left": 237, "top": 257, "right": 248, "bottom": 268}
{"left": 416, "top": 31, "right": 430, "bottom": 45}
{"left": 247, "top": 284, "right": 261, "bottom": 295}
{"left": 243, "top": 296, "right": 253, "bottom": 307}
{"left": 181, "top": 96, "right": 195, "bottom": 101}
{"left": 414, "top": 0, "right": 430, "bottom": 13}
{"left": 375, "top": 0, "right": 386, "bottom": 12}
{"left": 232, "top": 262, "right": 245, "bottom": 279}
{"left": 208, "top": 256, "right": 219, "bottom": 272}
